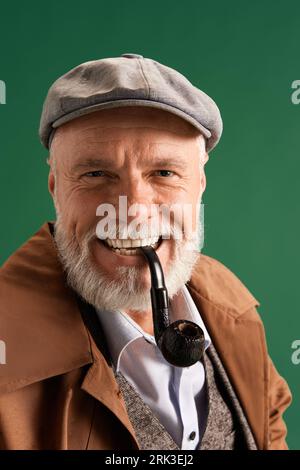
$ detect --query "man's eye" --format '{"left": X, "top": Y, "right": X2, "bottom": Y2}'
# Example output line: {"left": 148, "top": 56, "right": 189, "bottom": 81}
{"left": 84, "top": 170, "right": 106, "bottom": 177}
{"left": 154, "top": 170, "right": 175, "bottom": 177}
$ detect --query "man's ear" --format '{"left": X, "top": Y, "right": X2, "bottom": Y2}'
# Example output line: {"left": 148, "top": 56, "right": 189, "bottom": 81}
{"left": 48, "top": 168, "right": 55, "bottom": 199}
{"left": 203, "top": 151, "right": 209, "bottom": 165}
{"left": 201, "top": 170, "right": 207, "bottom": 193}
{"left": 201, "top": 152, "right": 208, "bottom": 192}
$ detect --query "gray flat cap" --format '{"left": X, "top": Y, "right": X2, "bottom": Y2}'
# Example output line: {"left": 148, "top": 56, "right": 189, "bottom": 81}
{"left": 39, "top": 53, "right": 223, "bottom": 152}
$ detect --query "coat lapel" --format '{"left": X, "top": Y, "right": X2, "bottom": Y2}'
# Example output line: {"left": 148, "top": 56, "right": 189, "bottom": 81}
{"left": 187, "top": 264, "right": 267, "bottom": 450}
{"left": 76, "top": 296, "right": 140, "bottom": 448}
{"left": 80, "top": 333, "right": 139, "bottom": 449}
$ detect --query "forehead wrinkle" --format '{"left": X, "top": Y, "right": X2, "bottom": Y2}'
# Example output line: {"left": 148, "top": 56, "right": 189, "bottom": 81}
{"left": 75, "top": 138, "right": 123, "bottom": 147}
{"left": 72, "top": 137, "right": 190, "bottom": 159}
{"left": 149, "top": 141, "right": 187, "bottom": 150}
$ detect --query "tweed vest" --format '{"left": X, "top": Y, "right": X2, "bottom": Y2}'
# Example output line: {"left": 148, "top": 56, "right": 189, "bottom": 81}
{"left": 113, "top": 343, "right": 258, "bottom": 450}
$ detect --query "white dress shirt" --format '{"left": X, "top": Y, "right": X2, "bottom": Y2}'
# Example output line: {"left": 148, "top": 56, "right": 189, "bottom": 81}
{"left": 96, "top": 285, "right": 211, "bottom": 450}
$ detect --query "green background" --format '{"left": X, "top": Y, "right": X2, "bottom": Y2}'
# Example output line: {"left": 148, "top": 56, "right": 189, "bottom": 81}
{"left": 0, "top": 0, "right": 299, "bottom": 449}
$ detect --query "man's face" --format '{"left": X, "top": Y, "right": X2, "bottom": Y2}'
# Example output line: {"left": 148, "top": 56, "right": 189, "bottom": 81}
{"left": 49, "top": 107, "right": 208, "bottom": 311}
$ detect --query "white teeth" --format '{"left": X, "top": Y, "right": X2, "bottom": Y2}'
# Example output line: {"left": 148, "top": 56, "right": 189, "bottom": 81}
{"left": 105, "top": 237, "right": 160, "bottom": 249}
{"left": 101, "top": 236, "right": 161, "bottom": 255}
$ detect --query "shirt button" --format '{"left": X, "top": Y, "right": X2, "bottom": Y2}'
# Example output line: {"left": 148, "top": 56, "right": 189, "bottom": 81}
{"left": 188, "top": 431, "right": 196, "bottom": 441}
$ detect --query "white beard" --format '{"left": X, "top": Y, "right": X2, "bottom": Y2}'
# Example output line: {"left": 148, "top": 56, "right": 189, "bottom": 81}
{"left": 53, "top": 212, "right": 203, "bottom": 313}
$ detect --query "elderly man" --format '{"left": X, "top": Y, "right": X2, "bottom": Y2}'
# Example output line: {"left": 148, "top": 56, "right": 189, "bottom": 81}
{"left": 0, "top": 53, "right": 292, "bottom": 450}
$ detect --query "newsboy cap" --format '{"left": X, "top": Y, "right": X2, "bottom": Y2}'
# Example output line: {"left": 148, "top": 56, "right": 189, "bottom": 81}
{"left": 39, "top": 53, "right": 223, "bottom": 152}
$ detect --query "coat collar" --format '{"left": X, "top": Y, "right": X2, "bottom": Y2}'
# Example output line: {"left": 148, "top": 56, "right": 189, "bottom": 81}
{"left": 0, "top": 221, "right": 266, "bottom": 449}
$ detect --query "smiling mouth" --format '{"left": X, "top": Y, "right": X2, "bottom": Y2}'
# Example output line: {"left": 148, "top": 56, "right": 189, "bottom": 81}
{"left": 98, "top": 236, "right": 163, "bottom": 256}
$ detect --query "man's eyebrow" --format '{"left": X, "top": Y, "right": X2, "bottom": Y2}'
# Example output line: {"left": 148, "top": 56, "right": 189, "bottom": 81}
{"left": 71, "top": 155, "right": 188, "bottom": 173}
{"left": 147, "top": 156, "right": 187, "bottom": 170}
{"left": 71, "top": 158, "right": 113, "bottom": 173}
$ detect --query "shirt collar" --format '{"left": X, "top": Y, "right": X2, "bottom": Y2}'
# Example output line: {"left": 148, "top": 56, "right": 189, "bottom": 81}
{"left": 96, "top": 285, "right": 211, "bottom": 371}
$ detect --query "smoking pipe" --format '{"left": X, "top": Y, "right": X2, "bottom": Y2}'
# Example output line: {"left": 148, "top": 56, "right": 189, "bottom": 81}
{"left": 139, "top": 245, "right": 205, "bottom": 367}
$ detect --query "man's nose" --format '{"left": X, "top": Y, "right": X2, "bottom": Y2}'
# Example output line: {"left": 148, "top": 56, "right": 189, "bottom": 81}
{"left": 119, "top": 176, "right": 157, "bottom": 222}
{"left": 122, "top": 176, "right": 155, "bottom": 205}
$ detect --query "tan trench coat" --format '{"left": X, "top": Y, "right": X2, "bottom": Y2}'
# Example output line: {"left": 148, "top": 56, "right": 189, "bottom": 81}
{"left": 0, "top": 222, "right": 292, "bottom": 450}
